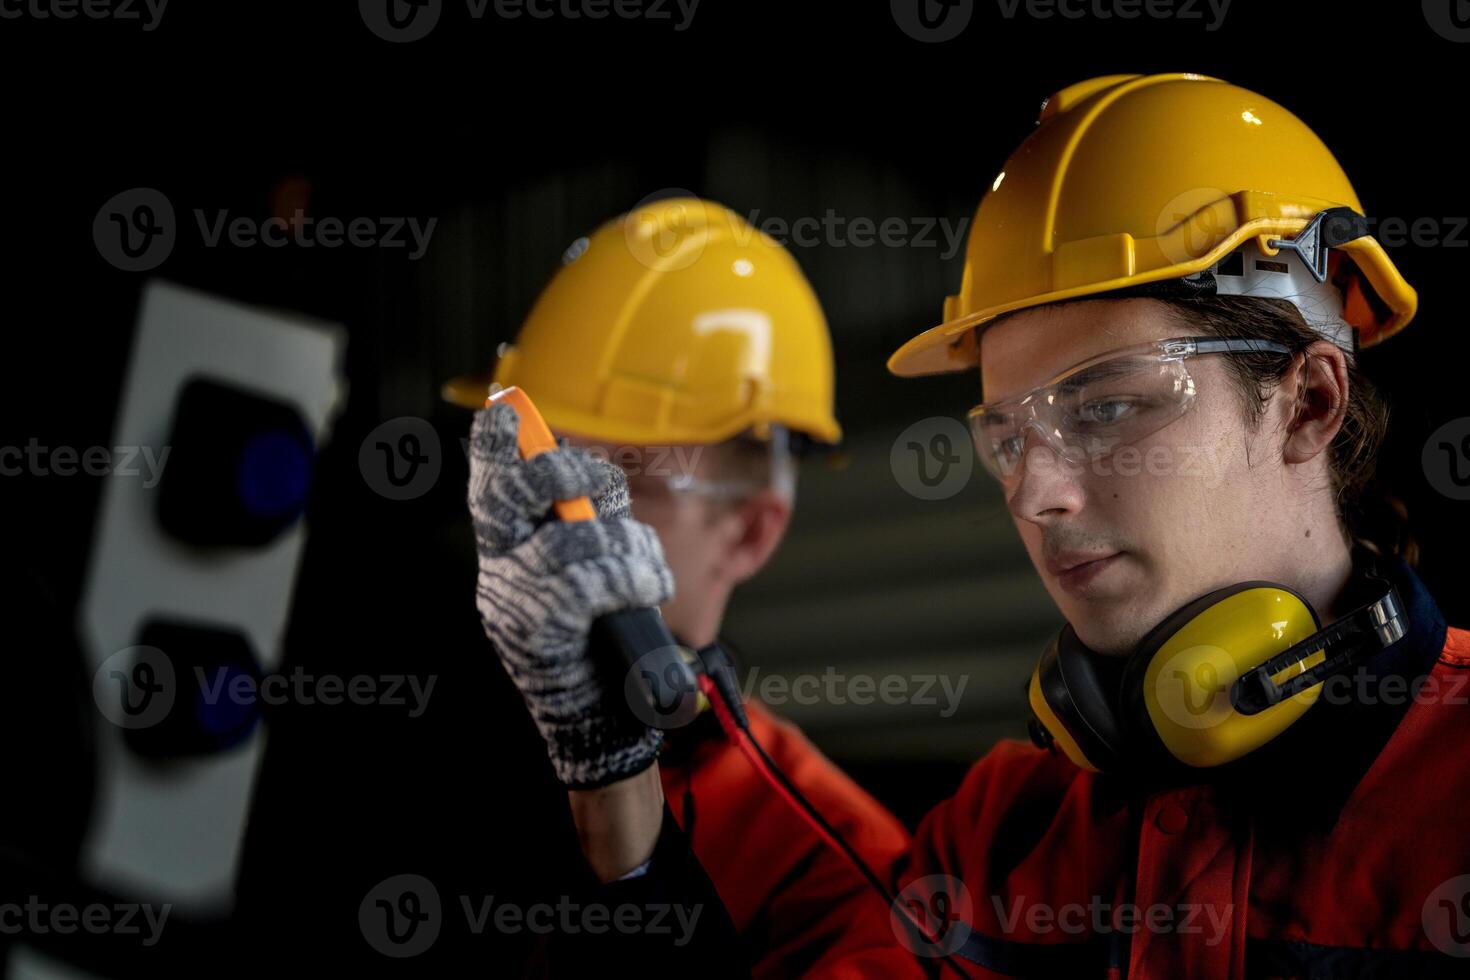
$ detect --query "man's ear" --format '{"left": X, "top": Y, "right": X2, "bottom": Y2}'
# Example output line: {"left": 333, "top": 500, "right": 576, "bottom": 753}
{"left": 717, "top": 488, "right": 793, "bottom": 586}
{"left": 1282, "top": 339, "right": 1349, "bottom": 465}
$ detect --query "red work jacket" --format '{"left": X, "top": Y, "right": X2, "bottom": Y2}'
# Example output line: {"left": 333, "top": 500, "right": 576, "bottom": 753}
{"left": 810, "top": 557, "right": 1470, "bottom": 978}
{"left": 659, "top": 697, "right": 910, "bottom": 979}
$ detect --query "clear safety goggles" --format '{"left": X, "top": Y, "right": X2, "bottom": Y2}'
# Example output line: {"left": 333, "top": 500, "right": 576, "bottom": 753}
{"left": 967, "top": 336, "right": 1293, "bottom": 482}
{"left": 619, "top": 424, "right": 795, "bottom": 503}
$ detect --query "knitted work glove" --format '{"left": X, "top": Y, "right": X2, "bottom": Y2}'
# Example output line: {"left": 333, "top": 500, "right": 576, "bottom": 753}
{"left": 468, "top": 402, "right": 674, "bottom": 788}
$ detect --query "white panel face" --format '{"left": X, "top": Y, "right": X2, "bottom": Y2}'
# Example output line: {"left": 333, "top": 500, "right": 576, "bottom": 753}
{"left": 79, "top": 281, "right": 345, "bottom": 909}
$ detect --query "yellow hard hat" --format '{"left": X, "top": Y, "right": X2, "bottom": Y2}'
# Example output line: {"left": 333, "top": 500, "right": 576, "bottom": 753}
{"left": 444, "top": 196, "right": 841, "bottom": 446}
{"left": 887, "top": 73, "right": 1418, "bottom": 378}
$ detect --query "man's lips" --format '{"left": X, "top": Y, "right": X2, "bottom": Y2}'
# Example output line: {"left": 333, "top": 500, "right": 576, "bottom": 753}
{"left": 1044, "top": 550, "right": 1123, "bottom": 577}
{"left": 1046, "top": 551, "right": 1126, "bottom": 594}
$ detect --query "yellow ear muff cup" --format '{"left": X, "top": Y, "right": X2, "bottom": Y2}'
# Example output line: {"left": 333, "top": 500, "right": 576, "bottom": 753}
{"left": 1121, "top": 582, "right": 1325, "bottom": 769}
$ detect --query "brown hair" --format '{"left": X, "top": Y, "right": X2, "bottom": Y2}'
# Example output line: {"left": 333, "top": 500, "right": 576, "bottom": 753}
{"left": 1155, "top": 295, "right": 1417, "bottom": 567}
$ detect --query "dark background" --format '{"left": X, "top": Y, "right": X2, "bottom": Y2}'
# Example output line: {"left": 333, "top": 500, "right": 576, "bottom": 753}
{"left": 2, "top": 0, "right": 1467, "bottom": 973}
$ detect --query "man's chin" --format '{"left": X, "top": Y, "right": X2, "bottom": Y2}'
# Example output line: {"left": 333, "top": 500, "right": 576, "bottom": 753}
{"left": 1062, "top": 598, "right": 1155, "bottom": 658}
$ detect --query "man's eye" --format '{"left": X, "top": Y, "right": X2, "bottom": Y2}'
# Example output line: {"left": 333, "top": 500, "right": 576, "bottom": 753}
{"left": 1076, "top": 399, "right": 1133, "bottom": 425}
{"left": 997, "top": 435, "right": 1024, "bottom": 461}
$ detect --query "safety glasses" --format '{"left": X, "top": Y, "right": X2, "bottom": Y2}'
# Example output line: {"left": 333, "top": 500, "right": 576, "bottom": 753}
{"left": 967, "top": 336, "right": 1293, "bottom": 481}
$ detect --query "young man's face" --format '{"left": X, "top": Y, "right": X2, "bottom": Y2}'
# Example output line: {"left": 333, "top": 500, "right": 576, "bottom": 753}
{"left": 979, "top": 298, "right": 1315, "bottom": 657}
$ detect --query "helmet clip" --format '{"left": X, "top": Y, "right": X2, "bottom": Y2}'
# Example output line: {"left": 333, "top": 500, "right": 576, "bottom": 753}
{"left": 1266, "top": 206, "right": 1368, "bottom": 284}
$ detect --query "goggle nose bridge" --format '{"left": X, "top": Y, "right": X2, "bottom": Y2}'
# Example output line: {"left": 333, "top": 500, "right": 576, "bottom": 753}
{"left": 999, "top": 409, "right": 1091, "bottom": 475}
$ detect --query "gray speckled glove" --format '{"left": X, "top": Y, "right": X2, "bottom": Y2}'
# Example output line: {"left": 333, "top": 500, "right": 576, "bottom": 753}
{"left": 468, "top": 402, "right": 674, "bottom": 788}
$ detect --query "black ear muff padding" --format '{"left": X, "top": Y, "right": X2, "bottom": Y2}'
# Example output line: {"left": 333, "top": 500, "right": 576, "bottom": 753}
{"left": 1038, "top": 625, "right": 1125, "bottom": 771}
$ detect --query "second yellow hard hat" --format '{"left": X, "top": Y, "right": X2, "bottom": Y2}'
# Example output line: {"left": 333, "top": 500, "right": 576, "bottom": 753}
{"left": 445, "top": 197, "right": 841, "bottom": 447}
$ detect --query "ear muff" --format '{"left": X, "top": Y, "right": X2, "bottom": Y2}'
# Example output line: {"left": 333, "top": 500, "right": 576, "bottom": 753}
{"left": 1118, "top": 582, "right": 1323, "bottom": 769}
{"left": 1026, "top": 560, "right": 1407, "bottom": 775}
{"left": 1028, "top": 627, "right": 1124, "bottom": 772}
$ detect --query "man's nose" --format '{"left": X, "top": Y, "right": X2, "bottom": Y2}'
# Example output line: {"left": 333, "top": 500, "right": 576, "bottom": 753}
{"left": 1005, "top": 428, "right": 1085, "bottom": 525}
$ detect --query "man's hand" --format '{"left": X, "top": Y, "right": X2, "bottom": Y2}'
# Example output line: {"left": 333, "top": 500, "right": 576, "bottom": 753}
{"left": 468, "top": 401, "right": 674, "bottom": 789}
